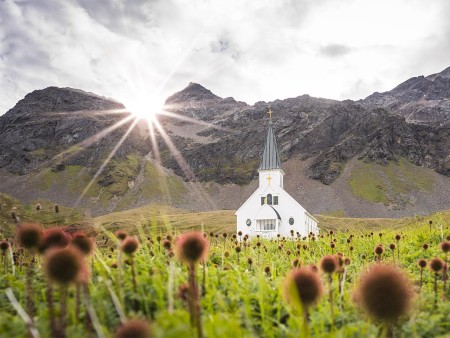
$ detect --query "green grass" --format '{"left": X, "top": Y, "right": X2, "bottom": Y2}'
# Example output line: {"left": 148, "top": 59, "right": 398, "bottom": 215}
{"left": 0, "top": 193, "right": 83, "bottom": 238}
{"left": 0, "top": 207, "right": 449, "bottom": 337}
{"left": 93, "top": 204, "right": 234, "bottom": 236}
{"left": 139, "top": 161, "right": 186, "bottom": 202}
{"left": 348, "top": 159, "right": 437, "bottom": 205}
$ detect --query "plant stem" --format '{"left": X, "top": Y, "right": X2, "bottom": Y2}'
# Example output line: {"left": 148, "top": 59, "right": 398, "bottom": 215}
{"left": 59, "top": 285, "right": 68, "bottom": 338}
{"left": 46, "top": 282, "right": 57, "bottom": 337}
{"left": 188, "top": 263, "right": 203, "bottom": 338}
{"left": 26, "top": 255, "right": 35, "bottom": 317}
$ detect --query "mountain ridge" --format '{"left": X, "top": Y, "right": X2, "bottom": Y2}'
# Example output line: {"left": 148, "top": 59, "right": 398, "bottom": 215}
{"left": 0, "top": 67, "right": 449, "bottom": 217}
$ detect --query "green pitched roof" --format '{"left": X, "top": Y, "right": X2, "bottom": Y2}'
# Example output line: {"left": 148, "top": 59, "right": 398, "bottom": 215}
{"left": 260, "top": 119, "right": 281, "bottom": 170}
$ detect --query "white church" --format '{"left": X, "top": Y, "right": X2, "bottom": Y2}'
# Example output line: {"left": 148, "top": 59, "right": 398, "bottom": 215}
{"left": 236, "top": 110, "right": 319, "bottom": 239}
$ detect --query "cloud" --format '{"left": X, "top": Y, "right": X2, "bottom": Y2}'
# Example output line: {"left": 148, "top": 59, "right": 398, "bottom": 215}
{"left": 319, "top": 44, "right": 352, "bottom": 57}
{"left": 0, "top": 0, "right": 449, "bottom": 114}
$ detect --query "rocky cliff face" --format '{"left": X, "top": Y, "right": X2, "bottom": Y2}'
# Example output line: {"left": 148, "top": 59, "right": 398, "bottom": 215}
{"left": 0, "top": 87, "right": 149, "bottom": 175}
{"left": 363, "top": 67, "right": 450, "bottom": 125}
{"left": 161, "top": 70, "right": 450, "bottom": 185}
{"left": 0, "top": 68, "right": 449, "bottom": 216}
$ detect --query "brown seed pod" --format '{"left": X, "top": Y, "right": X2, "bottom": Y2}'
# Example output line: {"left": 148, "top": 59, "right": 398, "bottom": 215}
{"left": 354, "top": 264, "right": 413, "bottom": 322}
{"left": 39, "top": 228, "right": 71, "bottom": 253}
{"left": 121, "top": 237, "right": 140, "bottom": 255}
{"left": 17, "top": 223, "right": 42, "bottom": 250}
{"left": 429, "top": 257, "right": 444, "bottom": 272}
{"left": 417, "top": 259, "right": 427, "bottom": 269}
{"left": 115, "top": 319, "right": 152, "bottom": 338}
{"left": 115, "top": 230, "right": 128, "bottom": 241}
{"left": 175, "top": 232, "right": 209, "bottom": 264}
{"left": 320, "top": 255, "right": 338, "bottom": 274}
{"left": 45, "top": 247, "right": 85, "bottom": 285}
{"left": 440, "top": 241, "right": 450, "bottom": 253}
{"left": 71, "top": 232, "right": 95, "bottom": 256}
{"left": 284, "top": 267, "right": 323, "bottom": 310}
{"left": 374, "top": 245, "right": 384, "bottom": 256}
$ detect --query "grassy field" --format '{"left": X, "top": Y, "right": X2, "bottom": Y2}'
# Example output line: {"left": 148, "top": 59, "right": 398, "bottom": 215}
{"left": 0, "top": 193, "right": 449, "bottom": 337}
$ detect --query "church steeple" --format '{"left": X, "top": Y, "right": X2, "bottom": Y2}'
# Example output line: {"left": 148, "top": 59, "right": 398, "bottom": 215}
{"left": 260, "top": 108, "right": 281, "bottom": 170}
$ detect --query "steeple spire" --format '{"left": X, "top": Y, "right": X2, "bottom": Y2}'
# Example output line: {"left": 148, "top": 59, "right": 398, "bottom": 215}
{"left": 260, "top": 108, "right": 281, "bottom": 170}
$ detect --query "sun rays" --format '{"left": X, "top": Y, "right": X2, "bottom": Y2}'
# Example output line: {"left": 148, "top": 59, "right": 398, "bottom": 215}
{"left": 43, "top": 93, "right": 226, "bottom": 213}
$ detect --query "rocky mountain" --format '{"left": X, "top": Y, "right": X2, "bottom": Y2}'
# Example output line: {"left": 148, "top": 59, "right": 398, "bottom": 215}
{"left": 364, "top": 67, "right": 450, "bottom": 125}
{"left": 0, "top": 68, "right": 449, "bottom": 217}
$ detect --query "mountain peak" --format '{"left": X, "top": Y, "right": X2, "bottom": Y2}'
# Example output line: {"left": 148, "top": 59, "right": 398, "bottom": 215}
{"left": 3, "top": 86, "right": 124, "bottom": 117}
{"left": 427, "top": 66, "right": 450, "bottom": 80}
{"left": 165, "top": 82, "right": 221, "bottom": 105}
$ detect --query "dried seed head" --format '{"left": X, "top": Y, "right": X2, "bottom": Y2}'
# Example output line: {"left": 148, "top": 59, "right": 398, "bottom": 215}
{"left": 115, "top": 230, "right": 127, "bottom": 241}
{"left": 45, "top": 247, "right": 85, "bottom": 285}
{"left": 292, "top": 258, "right": 301, "bottom": 268}
{"left": 344, "top": 258, "right": 351, "bottom": 266}
{"left": 430, "top": 257, "right": 444, "bottom": 272}
{"left": 175, "top": 232, "right": 209, "bottom": 264}
{"left": 40, "top": 228, "right": 71, "bottom": 253}
{"left": 320, "top": 255, "right": 338, "bottom": 274}
{"left": 121, "top": 237, "right": 140, "bottom": 255}
{"left": 54, "top": 204, "right": 59, "bottom": 213}
{"left": 422, "top": 243, "right": 429, "bottom": 250}
{"left": 162, "top": 239, "right": 172, "bottom": 251}
{"left": 235, "top": 246, "right": 241, "bottom": 253}
{"left": 395, "top": 234, "right": 401, "bottom": 241}
{"left": 417, "top": 259, "right": 427, "bottom": 269}
{"left": 389, "top": 243, "right": 396, "bottom": 251}
{"left": 0, "top": 241, "right": 10, "bottom": 252}
{"left": 440, "top": 241, "right": 450, "bottom": 253}
{"left": 71, "top": 232, "right": 95, "bottom": 256}
{"left": 354, "top": 264, "right": 413, "bottom": 322}
{"left": 115, "top": 319, "right": 152, "bottom": 338}
{"left": 284, "top": 267, "right": 323, "bottom": 310}
{"left": 264, "top": 266, "right": 271, "bottom": 275}
{"left": 17, "top": 223, "right": 42, "bottom": 250}
{"left": 374, "top": 245, "right": 384, "bottom": 256}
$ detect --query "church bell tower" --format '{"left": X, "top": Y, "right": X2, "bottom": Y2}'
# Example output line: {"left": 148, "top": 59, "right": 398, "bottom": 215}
{"left": 258, "top": 108, "right": 284, "bottom": 189}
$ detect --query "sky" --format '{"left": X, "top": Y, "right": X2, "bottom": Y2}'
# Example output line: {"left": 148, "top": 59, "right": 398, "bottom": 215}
{"left": 1, "top": 0, "right": 449, "bottom": 115}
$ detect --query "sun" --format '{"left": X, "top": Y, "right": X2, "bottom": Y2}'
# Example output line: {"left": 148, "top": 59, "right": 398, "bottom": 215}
{"left": 124, "top": 95, "right": 165, "bottom": 122}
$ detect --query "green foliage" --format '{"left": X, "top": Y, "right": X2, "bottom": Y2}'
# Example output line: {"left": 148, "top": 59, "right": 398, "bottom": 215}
{"left": 139, "top": 161, "right": 186, "bottom": 202}
{"left": 0, "top": 193, "right": 83, "bottom": 238}
{"left": 348, "top": 159, "right": 436, "bottom": 205}
{"left": 198, "top": 157, "right": 260, "bottom": 185}
{"left": 0, "top": 207, "right": 449, "bottom": 337}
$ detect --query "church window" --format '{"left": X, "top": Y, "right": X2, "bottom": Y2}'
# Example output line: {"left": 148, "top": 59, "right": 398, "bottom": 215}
{"left": 274, "top": 196, "right": 278, "bottom": 205}
{"left": 267, "top": 194, "right": 273, "bottom": 205}
{"left": 256, "top": 219, "right": 276, "bottom": 231}
{"left": 289, "top": 217, "right": 294, "bottom": 225}
{"left": 246, "top": 219, "right": 251, "bottom": 226}
{"left": 261, "top": 197, "right": 265, "bottom": 205}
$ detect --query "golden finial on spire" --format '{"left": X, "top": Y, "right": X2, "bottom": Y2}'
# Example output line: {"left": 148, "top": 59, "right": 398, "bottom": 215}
{"left": 267, "top": 107, "right": 273, "bottom": 119}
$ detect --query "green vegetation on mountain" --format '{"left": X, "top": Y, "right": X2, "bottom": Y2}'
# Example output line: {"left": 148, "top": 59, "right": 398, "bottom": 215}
{"left": 348, "top": 159, "right": 436, "bottom": 205}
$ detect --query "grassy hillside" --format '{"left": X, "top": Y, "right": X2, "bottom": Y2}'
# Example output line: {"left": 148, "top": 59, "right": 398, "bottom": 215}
{"left": 348, "top": 159, "right": 436, "bottom": 205}
{"left": 92, "top": 204, "right": 234, "bottom": 236}
{"left": 0, "top": 193, "right": 83, "bottom": 237}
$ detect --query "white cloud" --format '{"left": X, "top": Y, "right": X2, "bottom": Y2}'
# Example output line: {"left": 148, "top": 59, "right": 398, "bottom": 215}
{"left": 0, "top": 0, "right": 449, "bottom": 114}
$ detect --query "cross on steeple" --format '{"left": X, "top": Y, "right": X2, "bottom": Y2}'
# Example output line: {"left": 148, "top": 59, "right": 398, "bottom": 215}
{"left": 266, "top": 175, "right": 272, "bottom": 185}
{"left": 267, "top": 108, "right": 273, "bottom": 119}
